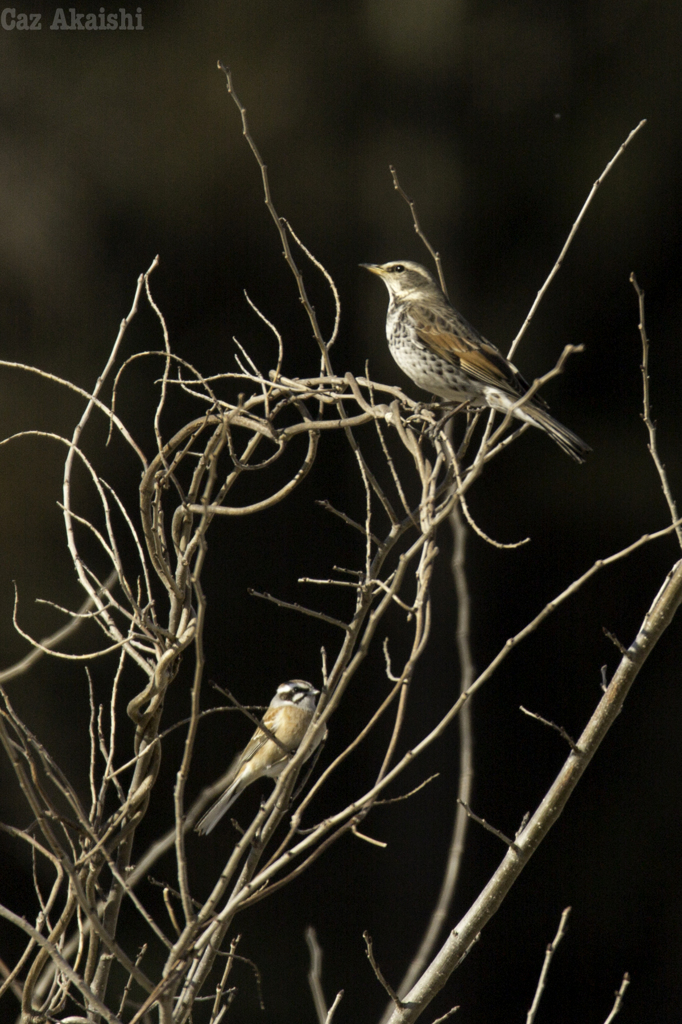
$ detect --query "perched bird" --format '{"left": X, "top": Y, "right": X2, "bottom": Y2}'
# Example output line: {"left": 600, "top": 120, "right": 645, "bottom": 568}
{"left": 195, "top": 680, "right": 325, "bottom": 836}
{"left": 361, "top": 260, "right": 591, "bottom": 462}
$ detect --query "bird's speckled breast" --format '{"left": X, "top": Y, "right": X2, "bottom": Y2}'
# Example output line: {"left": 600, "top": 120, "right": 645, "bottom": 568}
{"left": 386, "top": 302, "right": 484, "bottom": 403}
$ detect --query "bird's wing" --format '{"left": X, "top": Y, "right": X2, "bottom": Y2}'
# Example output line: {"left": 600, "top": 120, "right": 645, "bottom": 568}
{"left": 234, "top": 728, "right": 289, "bottom": 774}
{"left": 412, "top": 303, "right": 544, "bottom": 402}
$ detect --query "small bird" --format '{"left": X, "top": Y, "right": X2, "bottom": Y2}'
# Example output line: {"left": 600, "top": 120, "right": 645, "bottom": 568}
{"left": 361, "top": 260, "right": 591, "bottom": 462}
{"left": 195, "top": 680, "right": 325, "bottom": 835}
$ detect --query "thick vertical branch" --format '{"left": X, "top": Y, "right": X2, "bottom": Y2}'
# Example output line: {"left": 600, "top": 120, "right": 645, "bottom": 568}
{"left": 385, "top": 556, "right": 682, "bottom": 1023}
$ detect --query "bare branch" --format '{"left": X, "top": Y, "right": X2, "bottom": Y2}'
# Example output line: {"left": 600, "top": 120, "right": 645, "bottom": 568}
{"left": 0, "top": 570, "right": 118, "bottom": 684}
{"left": 519, "top": 706, "right": 580, "bottom": 754}
{"left": 218, "top": 61, "right": 332, "bottom": 373}
{"left": 382, "top": 505, "right": 475, "bottom": 1019}
{"left": 509, "top": 121, "right": 646, "bottom": 358}
{"left": 389, "top": 165, "right": 448, "bottom": 297}
{"left": 525, "top": 906, "right": 571, "bottom": 1024}
{"left": 248, "top": 588, "right": 349, "bottom": 631}
{"left": 458, "top": 801, "right": 519, "bottom": 850}
{"left": 602, "top": 973, "right": 631, "bottom": 1024}
{"left": 0, "top": 65, "right": 667, "bottom": 1024}
{"left": 631, "top": 273, "right": 682, "bottom": 548}
{"left": 0, "top": 902, "right": 126, "bottom": 1024}
{"left": 306, "top": 926, "right": 329, "bottom": 1024}
{"left": 364, "top": 932, "right": 404, "bottom": 1009}
{"left": 325, "top": 988, "right": 345, "bottom": 1024}
{"left": 429, "top": 1007, "right": 460, "bottom": 1024}
{"left": 384, "top": 556, "right": 682, "bottom": 1023}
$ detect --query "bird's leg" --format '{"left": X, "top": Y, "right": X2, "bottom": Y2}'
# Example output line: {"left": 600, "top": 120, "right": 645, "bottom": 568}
{"left": 407, "top": 399, "right": 440, "bottom": 422}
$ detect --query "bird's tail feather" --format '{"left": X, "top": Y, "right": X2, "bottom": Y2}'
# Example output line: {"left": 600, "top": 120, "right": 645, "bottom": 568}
{"left": 525, "top": 406, "right": 592, "bottom": 463}
{"left": 195, "top": 780, "right": 242, "bottom": 836}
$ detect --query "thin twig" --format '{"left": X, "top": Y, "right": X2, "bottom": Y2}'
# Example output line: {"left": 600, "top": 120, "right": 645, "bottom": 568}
{"left": 375, "top": 774, "right": 440, "bottom": 806}
{"left": 325, "top": 988, "right": 345, "bottom": 1023}
{"left": 0, "top": 570, "right": 118, "bottom": 684}
{"left": 509, "top": 121, "right": 646, "bottom": 358}
{"left": 458, "top": 801, "right": 519, "bottom": 851}
{"left": 430, "top": 1007, "right": 460, "bottom": 1024}
{"left": 284, "top": 219, "right": 342, "bottom": 351}
{"left": 603, "top": 628, "right": 627, "bottom": 655}
{"left": 218, "top": 62, "right": 332, "bottom": 372}
{"left": 351, "top": 827, "right": 387, "bottom": 849}
{"left": 209, "top": 935, "right": 240, "bottom": 1024}
{"left": 525, "top": 906, "right": 571, "bottom": 1024}
{"left": 631, "top": 273, "right": 682, "bottom": 548}
{"left": 483, "top": 344, "right": 585, "bottom": 457}
{"left": 602, "top": 972, "right": 630, "bottom": 1024}
{"left": 247, "top": 589, "right": 349, "bottom": 631}
{"left": 363, "top": 932, "right": 404, "bottom": 1008}
{"left": 315, "top": 499, "right": 382, "bottom": 546}
{"left": 520, "top": 706, "right": 580, "bottom": 754}
{"left": 390, "top": 166, "right": 448, "bottom": 297}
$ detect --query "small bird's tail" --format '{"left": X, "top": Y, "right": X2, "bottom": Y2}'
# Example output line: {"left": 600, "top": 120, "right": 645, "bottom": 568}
{"left": 195, "top": 780, "right": 242, "bottom": 836}
{"left": 524, "top": 405, "right": 592, "bottom": 463}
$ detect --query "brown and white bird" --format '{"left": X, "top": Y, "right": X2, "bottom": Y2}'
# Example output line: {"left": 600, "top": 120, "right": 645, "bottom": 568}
{"left": 361, "top": 260, "right": 591, "bottom": 462}
{"left": 195, "top": 680, "right": 324, "bottom": 836}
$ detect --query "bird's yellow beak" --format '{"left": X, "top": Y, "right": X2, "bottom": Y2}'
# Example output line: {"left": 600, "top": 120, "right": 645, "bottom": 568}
{"left": 359, "top": 263, "right": 384, "bottom": 276}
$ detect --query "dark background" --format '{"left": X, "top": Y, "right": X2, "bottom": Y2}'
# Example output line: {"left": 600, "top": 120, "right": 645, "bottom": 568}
{"left": 1, "top": 2, "right": 681, "bottom": 1022}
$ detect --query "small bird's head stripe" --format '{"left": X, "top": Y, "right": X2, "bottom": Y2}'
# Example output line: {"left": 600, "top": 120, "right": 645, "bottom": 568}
{"left": 361, "top": 260, "right": 444, "bottom": 302}
{"left": 275, "top": 680, "right": 319, "bottom": 703}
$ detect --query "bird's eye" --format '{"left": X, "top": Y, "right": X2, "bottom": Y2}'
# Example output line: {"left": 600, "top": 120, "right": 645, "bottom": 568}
{"left": 391, "top": 265, "right": 405, "bottom": 274}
